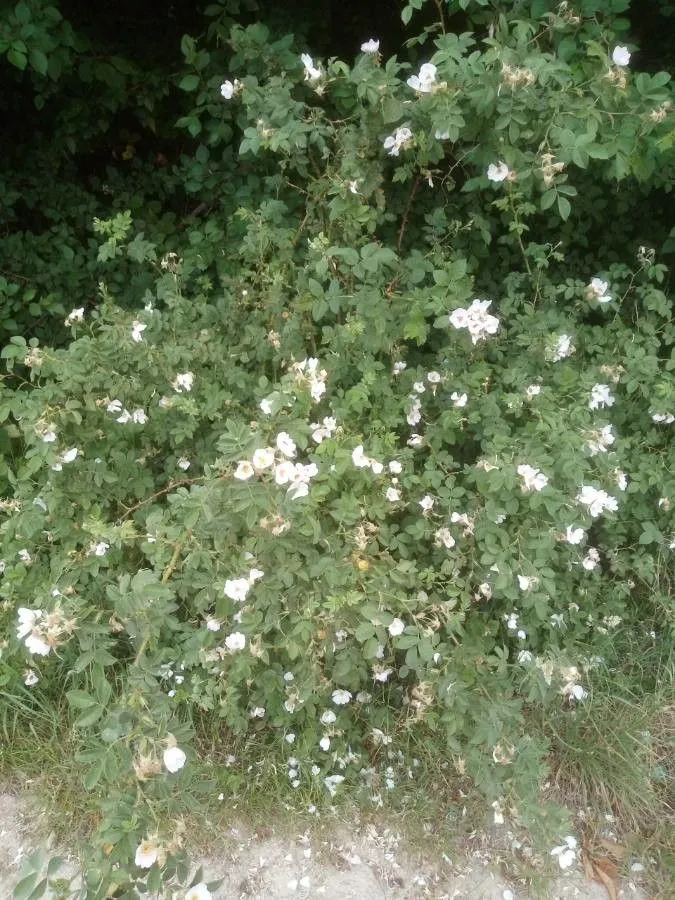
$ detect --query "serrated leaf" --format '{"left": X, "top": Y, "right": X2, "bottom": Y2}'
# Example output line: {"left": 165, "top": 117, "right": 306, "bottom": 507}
{"left": 73, "top": 705, "right": 103, "bottom": 728}
{"left": 67, "top": 689, "right": 97, "bottom": 710}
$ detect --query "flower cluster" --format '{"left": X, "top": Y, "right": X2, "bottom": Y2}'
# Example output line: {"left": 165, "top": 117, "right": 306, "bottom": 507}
{"left": 291, "top": 357, "right": 327, "bottom": 402}
{"left": 107, "top": 399, "right": 148, "bottom": 425}
{"left": 585, "top": 424, "right": 615, "bottom": 455}
{"left": 448, "top": 299, "right": 500, "bottom": 343}
{"left": 539, "top": 152, "right": 565, "bottom": 186}
{"left": 235, "top": 436, "right": 319, "bottom": 500}
{"left": 577, "top": 485, "right": 619, "bottom": 517}
{"left": 16, "top": 606, "right": 75, "bottom": 656}
{"left": 383, "top": 126, "right": 413, "bottom": 157}
{"left": 310, "top": 416, "right": 337, "bottom": 443}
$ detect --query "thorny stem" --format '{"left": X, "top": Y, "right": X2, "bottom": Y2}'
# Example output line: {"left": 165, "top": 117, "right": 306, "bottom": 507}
{"left": 117, "top": 478, "right": 197, "bottom": 523}
{"left": 397, "top": 176, "right": 421, "bottom": 252}
{"left": 433, "top": 0, "right": 446, "bottom": 34}
{"left": 509, "top": 195, "right": 533, "bottom": 277}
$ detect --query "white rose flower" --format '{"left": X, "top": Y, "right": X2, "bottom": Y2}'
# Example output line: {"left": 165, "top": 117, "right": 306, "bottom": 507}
{"left": 24, "top": 669, "right": 39, "bottom": 686}
{"left": 301, "top": 52, "right": 322, "bottom": 82}
{"left": 276, "top": 432, "right": 297, "bottom": 458}
{"left": 487, "top": 161, "right": 511, "bottom": 182}
{"left": 234, "top": 460, "right": 254, "bottom": 480}
{"left": 274, "top": 461, "right": 297, "bottom": 485}
{"left": 225, "top": 632, "right": 246, "bottom": 651}
{"left": 252, "top": 447, "right": 275, "bottom": 469}
{"left": 352, "top": 445, "right": 370, "bottom": 468}
{"left": 131, "top": 321, "right": 147, "bottom": 343}
{"left": 324, "top": 774, "right": 345, "bottom": 796}
{"left": 565, "top": 526, "right": 585, "bottom": 545}
{"left": 185, "top": 883, "right": 212, "bottom": 900}
{"left": 588, "top": 277, "right": 612, "bottom": 303}
{"left": 163, "top": 746, "right": 187, "bottom": 773}
{"left": 172, "top": 372, "right": 194, "bottom": 393}
{"left": 383, "top": 126, "right": 413, "bottom": 157}
{"left": 331, "top": 688, "right": 352, "bottom": 705}
{"left": 224, "top": 578, "right": 250, "bottom": 602}
{"left": 25, "top": 632, "right": 51, "bottom": 656}
{"left": 407, "top": 62, "right": 437, "bottom": 93}
{"left": 360, "top": 39, "right": 380, "bottom": 54}
{"left": 612, "top": 45, "right": 631, "bottom": 67}
{"left": 577, "top": 485, "right": 618, "bottom": 517}
{"left": 64, "top": 307, "right": 84, "bottom": 326}
{"left": 517, "top": 464, "right": 548, "bottom": 492}
{"left": 589, "top": 383, "right": 615, "bottom": 411}
{"left": 435, "top": 527, "right": 455, "bottom": 549}
{"left": 388, "top": 617, "right": 405, "bottom": 636}
{"left": 135, "top": 839, "right": 159, "bottom": 868}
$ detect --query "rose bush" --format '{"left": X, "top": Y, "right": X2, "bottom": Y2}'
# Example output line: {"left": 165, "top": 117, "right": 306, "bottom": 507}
{"left": 1, "top": 1, "right": 673, "bottom": 895}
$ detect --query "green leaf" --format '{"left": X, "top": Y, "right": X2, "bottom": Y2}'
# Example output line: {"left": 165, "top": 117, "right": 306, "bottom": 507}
{"left": 27, "top": 879, "right": 48, "bottom": 900}
{"left": 14, "top": 2, "right": 31, "bottom": 25}
{"left": 45, "top": 857, "right": 64, "bottom": 877}
{"left": 540, "top": 189, "right": 556, "bottom": 211}
{"left": 83, "top": 759, "right": 105, "bottom": 790}
{"left": 179, "top": 74, "right": 200, "bottom": 91}
{"left": 13, "top": 874, "right": 37, "bottom": 900}
{"left": 557, "top": 196, "right": 571, "bottom": 221}
{"left": 28, "top": 48, "right": 48, "bottom": 75}
{"left": 7, "top": 48, "right": 27, "bottom": 69}
{"left": 73, "top": 705, "right": 104, "bottom": 728}
{"left": 67, "top": 689, "right": 97, "bottom": 710}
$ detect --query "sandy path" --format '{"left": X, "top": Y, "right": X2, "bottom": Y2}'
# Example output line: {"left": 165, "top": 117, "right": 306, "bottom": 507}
{"left": 0, "top": 791, "right": 649, "bottom": 899}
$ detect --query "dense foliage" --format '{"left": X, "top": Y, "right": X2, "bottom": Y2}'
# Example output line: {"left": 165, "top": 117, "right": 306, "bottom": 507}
{"left": 1, "top": 1, "right": 673, "bottom": 897}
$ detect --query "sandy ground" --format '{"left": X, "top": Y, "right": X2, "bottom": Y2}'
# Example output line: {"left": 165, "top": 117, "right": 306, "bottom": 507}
{"left": 0, "top": 790, "right": 650, "bottom": 899}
